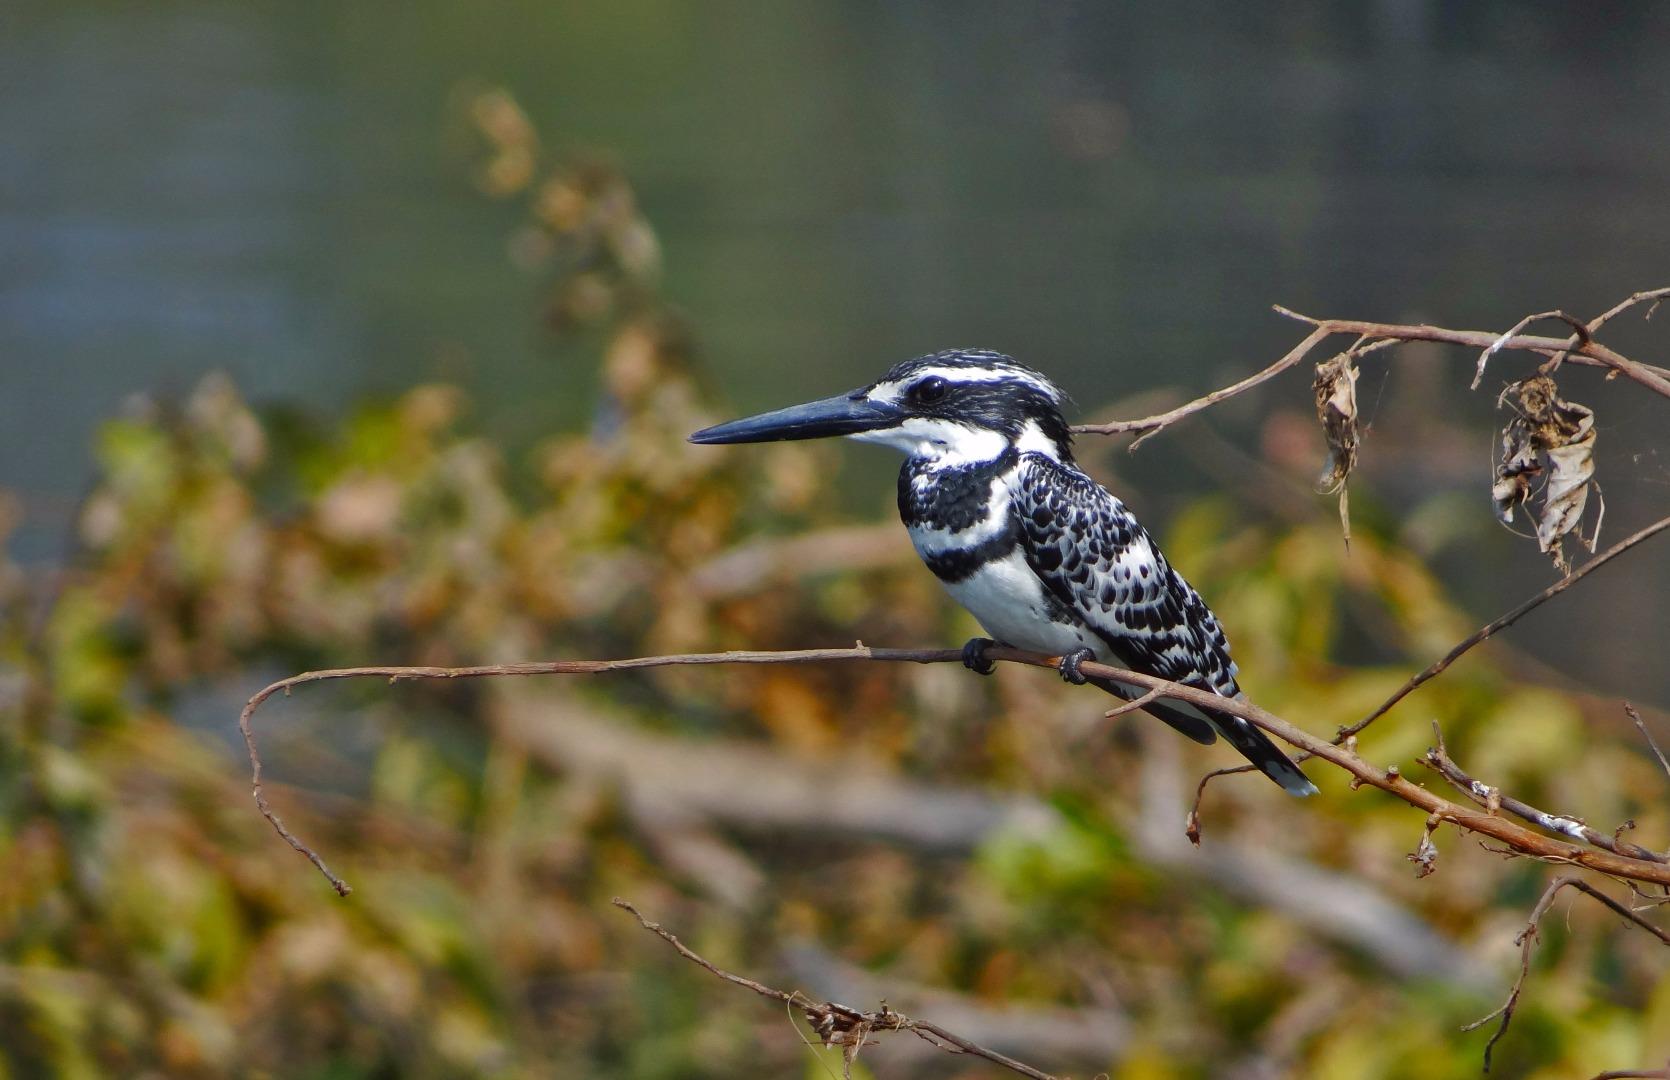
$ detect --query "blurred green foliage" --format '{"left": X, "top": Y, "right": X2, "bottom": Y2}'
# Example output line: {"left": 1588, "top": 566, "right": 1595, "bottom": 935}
{"left": 2, "top": 90, "right": 1667, "bottom": 1080}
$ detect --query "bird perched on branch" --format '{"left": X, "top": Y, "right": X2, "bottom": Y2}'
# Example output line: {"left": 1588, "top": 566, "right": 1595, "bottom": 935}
{"left": 690, "top": 350, "right": 1315, "bottom": 795}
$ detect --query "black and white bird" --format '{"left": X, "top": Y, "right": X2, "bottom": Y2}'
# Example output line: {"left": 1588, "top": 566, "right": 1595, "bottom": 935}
{"left": 690, "top": 350, "right": 1315, "bottom": 796}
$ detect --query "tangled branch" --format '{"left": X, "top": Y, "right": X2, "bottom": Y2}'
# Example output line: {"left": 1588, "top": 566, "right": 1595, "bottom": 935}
{"left": 1073, "top": 287, "right": 1670, "bottom": 446}
{"left": 612, "top": 898, "right": 1066, "bottom": 1080}
{"left": 1423, "top": 722, "right": 1666, "bottom": 865}
{"left": 1187, "top": 512, "right": 1670, "bottom": 828}
{"left": 1462, "top": 876, "right": 1670, "bottom": 1072}
{"left": 1075, "top": 288, "right": 1667, "bottom": 568}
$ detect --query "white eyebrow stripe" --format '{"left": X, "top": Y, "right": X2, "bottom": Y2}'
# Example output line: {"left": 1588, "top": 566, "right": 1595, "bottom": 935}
{"left": 872, "top": 365, "right": 1061, "bottom": 402}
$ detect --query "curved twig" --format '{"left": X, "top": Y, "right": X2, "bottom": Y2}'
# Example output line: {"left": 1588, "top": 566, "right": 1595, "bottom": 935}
{"left": 1073, "top": 324, "right": 1334, "bottom": 445}
{"left": 1340, "top": 513, "right": 1670, "bottom": 745}
{"left": 1474, "top": 310, "right": 1591, "bottom": 388}
{"left": 239, "top": 647, "right": 971, "bottom": 896}
{"left": 1103, "top": 686, "right": 1165, "bottom": 720}
{"left": 1185, "top": 764, "right": 1253, "bottom": 846}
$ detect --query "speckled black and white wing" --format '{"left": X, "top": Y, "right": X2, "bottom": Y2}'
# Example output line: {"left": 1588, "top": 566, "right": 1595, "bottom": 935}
{"left": 1012, "top": 454, "right": 1317, "bottom": 796}
{"left": 1013, "top": 455, "right": 1238, "bottom": 693}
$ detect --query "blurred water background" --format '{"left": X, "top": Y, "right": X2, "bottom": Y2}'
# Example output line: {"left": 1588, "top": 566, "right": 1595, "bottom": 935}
{"left": 7, "top": 2, "right": 1669, "bottom": 701}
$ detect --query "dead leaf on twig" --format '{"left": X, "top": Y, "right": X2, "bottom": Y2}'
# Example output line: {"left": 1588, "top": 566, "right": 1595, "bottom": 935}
{"left": 1313, "top": 351, "right": 1361, "bottom": 545}
{"left": 1407, "top": 818, "right": 1440, "bottom": 879}
{"left": 1491, "top": 375, "right": 1601, "bottom": 572}
{"left": 808, "top": 1001, "right": 908, "bottom": 1078}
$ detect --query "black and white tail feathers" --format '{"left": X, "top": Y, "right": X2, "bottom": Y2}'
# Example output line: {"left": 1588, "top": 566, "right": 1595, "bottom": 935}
{"left": 1210, "top": 698, "right": 1317, "bottom": 796}
{"left": 1091, "top": 678, "right": 1317, "bottom": 796}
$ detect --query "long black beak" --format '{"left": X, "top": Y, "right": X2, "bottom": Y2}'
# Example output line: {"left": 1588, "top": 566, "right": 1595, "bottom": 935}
{"left": 688, "top": 391, "right": 903, "bottom": 444}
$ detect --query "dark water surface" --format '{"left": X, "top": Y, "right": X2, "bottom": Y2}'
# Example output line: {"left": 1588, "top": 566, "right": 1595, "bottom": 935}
{"left": 4, "top": 2, "right": 1668, "bottom": 697}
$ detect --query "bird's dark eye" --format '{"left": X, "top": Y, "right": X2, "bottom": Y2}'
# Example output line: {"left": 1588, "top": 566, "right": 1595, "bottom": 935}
{"left": 911, "top": 376, "right": 949, "bottom": 404}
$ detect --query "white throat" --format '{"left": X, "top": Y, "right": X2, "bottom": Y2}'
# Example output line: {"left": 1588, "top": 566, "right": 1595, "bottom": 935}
{"left": 848, "top": 418, "right": 1010, "bottom": 467}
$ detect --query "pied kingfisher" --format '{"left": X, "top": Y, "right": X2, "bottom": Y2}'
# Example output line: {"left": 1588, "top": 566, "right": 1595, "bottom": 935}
{"left": 690, "top": 350, "right": 1315, "bottom": 796}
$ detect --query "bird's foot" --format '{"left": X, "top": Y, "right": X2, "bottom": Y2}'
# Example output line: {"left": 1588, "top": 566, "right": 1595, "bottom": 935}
{"left": 961, "top": 637, "right": 998, "bottom": 676}
{"left": 1057, "top": 647, "right": 1097, "bottom": 685}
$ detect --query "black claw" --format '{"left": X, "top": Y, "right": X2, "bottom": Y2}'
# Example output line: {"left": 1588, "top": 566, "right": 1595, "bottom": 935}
{"left": 961, "top": 637, "right": 998, "bottom": 676}
{"left": 1057, "top": 647, "right": 1097, "bottom": 685}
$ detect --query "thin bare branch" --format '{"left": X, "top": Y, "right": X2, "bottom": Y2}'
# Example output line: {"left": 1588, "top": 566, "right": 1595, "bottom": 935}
{"left": 1189, "top": 513, "right": 1670, "bottom": 815}
{"left": 1074, "top": 289, "right": 1670, "bottom": 449}
{"left": 1474, "top": 310, "right": 1590, "bottom": 389}
{"left": 1587, "top": 286, "right": 1670, "bottom": 332}
{"left": 1626, "top": 702, "right": 1670, "bottom": 786}
{"left": 612, "top": 898, "right": 1066, "bottom": 1080}
{"left": 1464, "top": 876, "right": 1670, "bottom": 1071}
{"left": 1422, "top": 738, "right": 1667, "bottom": 863}
{"left": 244, "top": 638, "right": 1670, "bottom": 895}
{"left": 1294, "top": 314, "right": 1670, "bottom": 399}
{"left": 613, "top": 897, "right": 794, "bottom": 1003}
{"left": 239, "top": 646, "right": 972, "bottom": 895}
{"left": 1103, "top": 686, "right": 1165, "bottom": 719}
{"left": 1339, "top": 513, "right": 1670, "bottom": 745}
{"left": 1072, "top": 324, "right": 1334, "bottom": 444}
{"left": 779, "top": 939, "right": 1128, "bottom": 1069}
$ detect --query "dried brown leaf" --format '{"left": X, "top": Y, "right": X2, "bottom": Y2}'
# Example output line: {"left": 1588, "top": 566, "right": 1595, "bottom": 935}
{"left": 1313, "top": 352, "right": 1360, "bottom": 493}
{"left": 1490, "top": 428, "right": 1538, "bottom": 526}
{"left": 1313, "top": 351, "right": 1361, "bottom": 544}
{"left": 1492, "top": 375, "right": 1599, "bottom": 572}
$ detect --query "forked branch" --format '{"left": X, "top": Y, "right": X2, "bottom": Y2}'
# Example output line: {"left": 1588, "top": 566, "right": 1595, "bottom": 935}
{"left": 1464, "top": 876, "right": 1670, "bottom": 1072}
{"left": 1422, "top": 724, "right": 1666, "bottom": 864}
{"left": 612, "top": 898, "right": 1065, "bottom": 1080}
{"left": 1187, "top": 513, "right": 1670, "bottom": 828}
{"left": 1073, "top": 287, "right": 1670, "bottom": 446}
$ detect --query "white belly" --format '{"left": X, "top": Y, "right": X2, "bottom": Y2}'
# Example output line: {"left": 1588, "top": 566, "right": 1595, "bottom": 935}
{"left": 940, "top": 550, "right": 1104, "bottom": 658}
